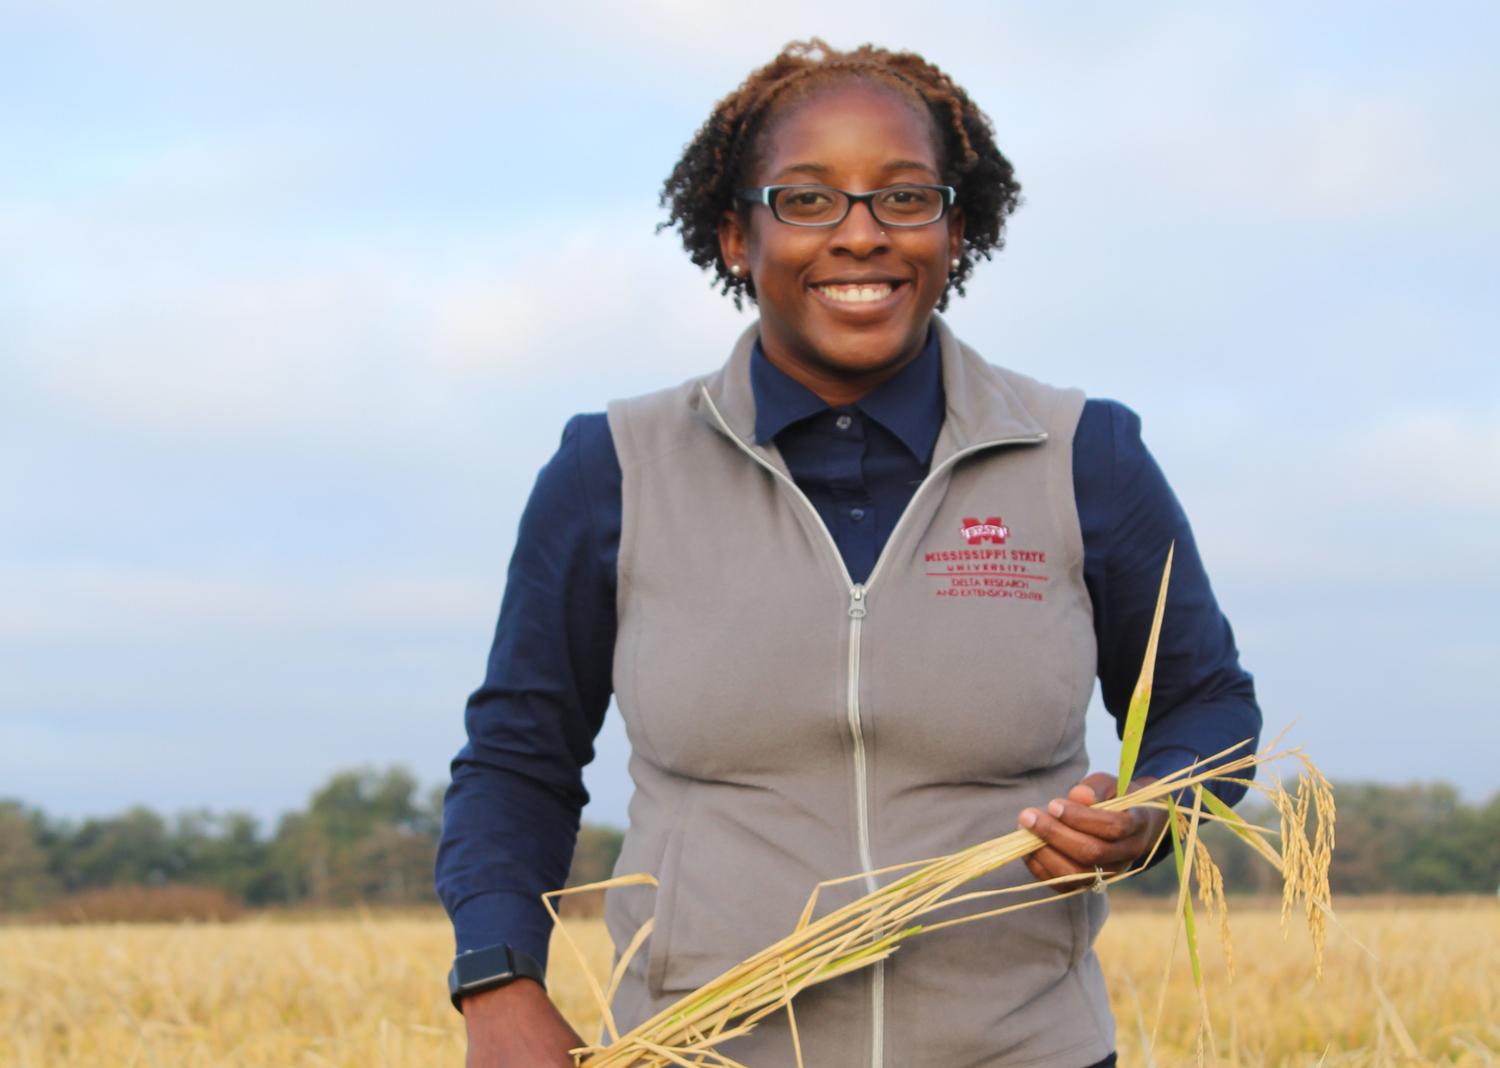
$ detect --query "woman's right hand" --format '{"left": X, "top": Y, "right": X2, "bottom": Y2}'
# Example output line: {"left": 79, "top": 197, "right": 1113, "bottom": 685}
{"left": 463, "top": 977, "right": 583, "bottom": 1067}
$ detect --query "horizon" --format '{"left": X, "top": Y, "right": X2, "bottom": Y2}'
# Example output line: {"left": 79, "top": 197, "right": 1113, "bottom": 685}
{"left": 5, "top": 763, "right": 1496, "bottom": 835}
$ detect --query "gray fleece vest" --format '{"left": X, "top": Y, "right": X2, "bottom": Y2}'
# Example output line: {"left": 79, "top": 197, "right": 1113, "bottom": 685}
{"left": 603, "top": 318, "right": 1113, "bottom": 1067}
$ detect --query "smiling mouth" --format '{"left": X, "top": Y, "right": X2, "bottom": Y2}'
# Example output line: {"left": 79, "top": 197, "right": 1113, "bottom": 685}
{"left": 812, "top": 281, "right": 904, "bottom": 304}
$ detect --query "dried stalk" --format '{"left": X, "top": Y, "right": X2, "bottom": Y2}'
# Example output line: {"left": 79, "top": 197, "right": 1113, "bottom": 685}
{"left": 551, "top": 742, "right": 1333, "bottom": 1067}
{"left": 551, "top": 551, "right": 1334, "bottom": 1066}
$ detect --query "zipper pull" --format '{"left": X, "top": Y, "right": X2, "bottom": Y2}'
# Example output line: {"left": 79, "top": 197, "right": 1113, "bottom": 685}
{"left": 848, "top": 584, "right": 867, "bottom": 619}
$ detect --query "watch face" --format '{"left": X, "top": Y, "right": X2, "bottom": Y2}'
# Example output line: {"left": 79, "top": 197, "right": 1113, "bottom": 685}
{"left": 449, "top": 945, "right": 544, "bottom": 1010}
{"left": 454, "top": 945, "right": 516, "bottom": 986}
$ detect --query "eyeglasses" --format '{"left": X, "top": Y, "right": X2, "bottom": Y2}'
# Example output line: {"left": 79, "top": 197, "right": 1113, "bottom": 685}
{"left": 737, "top": 183, "right": 957, "bottom": 228}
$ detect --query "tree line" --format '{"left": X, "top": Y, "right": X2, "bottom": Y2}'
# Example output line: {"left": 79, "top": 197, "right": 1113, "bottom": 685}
{"left": 1, "top": 771, "right": 1495, "bottom": 918}
{"left": 0, "top": 767, "right": 623, "bottom": 916}
{"left": 1109, "top": 780, "right": 1499, "bottom": 897}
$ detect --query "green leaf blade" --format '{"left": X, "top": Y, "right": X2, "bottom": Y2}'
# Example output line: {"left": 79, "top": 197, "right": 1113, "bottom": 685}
{"left": 1167, "top": 796, "right": 1203, "bottom": 991}
{"left": 1117, "top": 542, "right": 1175, "bottom": 792}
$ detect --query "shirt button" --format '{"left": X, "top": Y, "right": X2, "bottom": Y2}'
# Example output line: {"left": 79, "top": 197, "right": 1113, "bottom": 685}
{"left": 835, "top": 414, "right": 853, "bottom": 431}
{"left": 849, "top": 507, "right": 866, "bottom": 522}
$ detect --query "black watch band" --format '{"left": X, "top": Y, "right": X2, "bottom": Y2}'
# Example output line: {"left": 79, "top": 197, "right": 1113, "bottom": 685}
{"left": 448, "top": 944, "right": 545, "bottom": 1012}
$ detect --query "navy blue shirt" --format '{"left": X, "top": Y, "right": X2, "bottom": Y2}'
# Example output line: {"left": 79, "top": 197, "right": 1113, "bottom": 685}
{"left": 750, "top": 325, "right": 946, "bottom": 584}
{"left": 437, "top": 330, "right": 1260, "bottom": 964}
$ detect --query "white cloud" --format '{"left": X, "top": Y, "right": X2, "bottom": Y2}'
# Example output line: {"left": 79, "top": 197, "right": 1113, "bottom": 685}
{"left": 15, "top": 268, "right": 403, "bottom": 433}
{"left": 6, "top": 1, "right": 1493, "bottom": 448}
{"left": 1161, "top": 404, "right": 1500, "bottom": 591}
{"left": 5, "top": 195, "right": 749, "bottom": 442}
{"left": 1331, "top": 407, "right": 1500, "bottom": 512}
{"left": 424, "top": 223, "right": 749, "bottom": 383}
{"left": 0, "top": 561, "right": 492, "bottom": 644}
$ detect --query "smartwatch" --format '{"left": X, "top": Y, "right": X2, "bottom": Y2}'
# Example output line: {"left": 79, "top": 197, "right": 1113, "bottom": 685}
{"left": 447, "top": 944, "right": 546, "bottom": 1012}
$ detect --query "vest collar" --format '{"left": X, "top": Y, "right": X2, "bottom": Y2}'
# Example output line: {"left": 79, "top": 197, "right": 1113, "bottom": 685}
{"left": 695, "top": 316, "right": 1048, "bottom": 464}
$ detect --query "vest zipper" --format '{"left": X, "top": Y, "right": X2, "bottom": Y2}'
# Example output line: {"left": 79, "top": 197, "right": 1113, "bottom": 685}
{"left": 699, "top": 386, "right": 1045, "bottom": 1068}
{"left": 846, "top": 583, "right": 874, "bottom": 891}
{"left": 845, "top": 580, "right": 882, "bottom": 1065}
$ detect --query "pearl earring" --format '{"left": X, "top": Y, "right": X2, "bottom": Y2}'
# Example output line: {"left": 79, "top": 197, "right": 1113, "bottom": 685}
{"left": 950, "top": 258, "right": 961, "bottom": 270}
{"left": 730, "top": 264, "right": 743, "bottom": 277}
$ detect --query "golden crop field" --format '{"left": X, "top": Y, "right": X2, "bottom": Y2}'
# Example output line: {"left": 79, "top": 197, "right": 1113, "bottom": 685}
{"left": 1, "top": 899, "right": 1495, "bottom": 1066}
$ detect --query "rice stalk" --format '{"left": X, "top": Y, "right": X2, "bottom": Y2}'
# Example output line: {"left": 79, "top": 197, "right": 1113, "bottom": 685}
{"left": 1191, "top": 828, "right": 1232, "bottom": 980}
{"left": 557, "top": 550, "right": 1335, "bottom": 1067}
{"left": 1153, "top": 792, "right": 1214, "bottom": 1060}
{"left": 560, "top": 740, "right": 1330, "bottom": 1067}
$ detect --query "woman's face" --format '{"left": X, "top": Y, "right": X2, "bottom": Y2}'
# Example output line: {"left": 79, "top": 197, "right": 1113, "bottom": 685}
{"left": 720, "top": 82, "right": 963, "bottom": 400}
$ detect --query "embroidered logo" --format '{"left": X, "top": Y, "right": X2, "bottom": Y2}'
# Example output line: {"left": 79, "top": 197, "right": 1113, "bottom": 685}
{"left": 926, "top": 514, "right": 1050, "bottom": 603}
{"left": 960, "top": 516, "right": 1010, "bottom": 545}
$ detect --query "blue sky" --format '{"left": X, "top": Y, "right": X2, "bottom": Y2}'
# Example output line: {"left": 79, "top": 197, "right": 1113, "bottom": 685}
{"left": 2, "top": 2, "right": 1496, "bottom": 831}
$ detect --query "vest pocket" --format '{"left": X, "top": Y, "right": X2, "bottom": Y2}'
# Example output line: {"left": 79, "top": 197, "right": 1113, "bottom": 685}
{"left": 645, "top": 812, "right": 690, "bottom": 996}
{"left": 642, "top": 784, "right": 821, "bottom": 998}
{"left": 1067, "top": 892, "right": 1088, "bottom": 968}
{"left": 604, "top": 787, "right": 695, "bottom": 1017}
{"left": 1067, "top": 887, "right": 1108, "bottom": 969}
{"left": 644, "top": 783, "right": 734, "bottom": 997}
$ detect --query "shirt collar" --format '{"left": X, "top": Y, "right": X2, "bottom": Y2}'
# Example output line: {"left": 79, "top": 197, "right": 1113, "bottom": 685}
{"left": 749, "top": 326, "right": 945, "bottom": 465}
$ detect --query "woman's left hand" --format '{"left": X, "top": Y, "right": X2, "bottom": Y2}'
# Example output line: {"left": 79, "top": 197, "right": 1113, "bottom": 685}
{"left": 1017, "top": 773, "right": 1168, "bottom": 893}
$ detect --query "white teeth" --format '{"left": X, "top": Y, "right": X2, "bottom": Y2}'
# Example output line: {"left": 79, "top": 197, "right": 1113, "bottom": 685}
{"left": 816, "top": 283, "right": 894, "bottom": 303}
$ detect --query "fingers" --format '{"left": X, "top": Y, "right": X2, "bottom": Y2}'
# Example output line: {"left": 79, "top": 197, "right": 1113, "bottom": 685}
{"left": 1040, "top": 792, "right": 1138, "bottom": 842}
{"left": 1018, "top": 772, "right": 1166, "bottom": 890}
{"left": 1059, "top": 773, "right": 1120, "bottom": 823}
{"left": 1072, "top": 772, "right": 1119, "bottom": 806}
{"left": 1021, "top": 805, "right": 1140, "bottom": 868}
{"left": 1018, "top": 794, "right": 1154, "bottom": 891}
{"left": 1023, "top": 843, "right": 1100, "bottom": 892}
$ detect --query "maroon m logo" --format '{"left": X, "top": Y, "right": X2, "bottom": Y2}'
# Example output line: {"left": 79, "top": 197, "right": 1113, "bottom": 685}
{"left": 960, "top": 516, "right": 1009, "bottom": 545}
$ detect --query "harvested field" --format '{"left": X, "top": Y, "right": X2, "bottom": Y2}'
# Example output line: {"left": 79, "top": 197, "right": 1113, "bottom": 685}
{"left": 0, "top": 898, "right": 1494, "bottom": 1065}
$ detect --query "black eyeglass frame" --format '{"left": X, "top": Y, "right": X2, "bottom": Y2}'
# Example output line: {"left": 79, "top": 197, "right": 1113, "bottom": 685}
{"left": 736, "top": 183, "right": 958, "bottom": 229}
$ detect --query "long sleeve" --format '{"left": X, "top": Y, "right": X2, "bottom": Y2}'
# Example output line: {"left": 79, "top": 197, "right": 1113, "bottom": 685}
{"left": 1074, "top": 400, "right": 1261, "bottom": 806}
{"left": 435, "top": 413, "right": 621, "bottom": 967}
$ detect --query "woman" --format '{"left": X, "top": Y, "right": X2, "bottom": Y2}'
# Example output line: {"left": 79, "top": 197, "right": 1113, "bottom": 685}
{"left": 437, "top": 40, "right": 1260, "bottom": 1068}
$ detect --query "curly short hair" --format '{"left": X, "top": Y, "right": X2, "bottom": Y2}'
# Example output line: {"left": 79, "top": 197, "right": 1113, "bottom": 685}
{"left": 660, "top": 39, "right": 1022, "bottom": 311}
